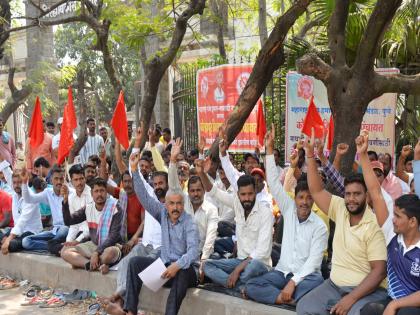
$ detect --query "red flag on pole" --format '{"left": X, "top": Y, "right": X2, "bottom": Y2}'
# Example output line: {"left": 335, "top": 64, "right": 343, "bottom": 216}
{"left": 301, "top": 96, "right": 325, "bottom": 138}
{"left": 327, "top": 114, "right": 334, "bottom": 150}
{"left": 57, "top": 87, "right": 78, "bottom": 165}
{"left": 110, "top": 91, "right": 129, "bottom": 150}
{"left": 256, "top": 99, "right": 266, "bottom": 147}
{"left": 28, "top": 96, "right": 44, "bottom": 149}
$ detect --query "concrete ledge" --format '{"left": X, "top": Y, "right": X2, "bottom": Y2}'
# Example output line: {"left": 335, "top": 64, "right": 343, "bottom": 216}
{"left": 0, "top": 253, "right": 295, "bottom": 315}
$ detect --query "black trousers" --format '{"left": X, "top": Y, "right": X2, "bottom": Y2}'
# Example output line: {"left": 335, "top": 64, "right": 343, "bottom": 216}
{"left": 6, "top": 231, "right": 33, "bottom": 252}
{"left": 124, "top": 256, "right": 197, "bottom": 315}
{"left": 360, "top": 297, "right": 420, "bottom": 315}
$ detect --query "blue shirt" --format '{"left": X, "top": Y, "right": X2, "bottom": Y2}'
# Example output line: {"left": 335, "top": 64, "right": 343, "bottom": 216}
{"left": 387, "top": 234, "right": 420, "bottom": 299}
{"left": 132, "top": 171, "right": 200, "bottom": 269}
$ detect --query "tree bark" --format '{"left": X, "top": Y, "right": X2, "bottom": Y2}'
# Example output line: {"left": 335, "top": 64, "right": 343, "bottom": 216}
{"left": 208, "top": 0, "right": 314, "bottom": 157}
{"left": 0, "top": 0, "right": 11, "bottom": 60}
{"left": 137, "top": 0, "right": 206, "bottom": 150}
{"left": 258, "top": 0, "right": 268, "bottom": 46}
{"left": 0, "top": 66, "right": 32, "bottom": 122}
{"left": 210, "top": 0, "right": 227, "bottom": 59}
{"left": 296, "top": 0, "right": 420, "bottom": 175}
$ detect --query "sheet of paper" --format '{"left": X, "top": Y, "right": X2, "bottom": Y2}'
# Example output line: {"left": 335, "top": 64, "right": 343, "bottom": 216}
{"left": 138, "top": 258, "right": 168, "bottom": 292}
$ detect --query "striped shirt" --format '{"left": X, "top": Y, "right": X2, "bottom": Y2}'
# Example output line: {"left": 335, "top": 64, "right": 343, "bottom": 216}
{"left": 79, "top": 135, "right": 104, "bottom": 165}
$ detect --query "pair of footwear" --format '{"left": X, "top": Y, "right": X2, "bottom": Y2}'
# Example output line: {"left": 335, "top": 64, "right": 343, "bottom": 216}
{"left": 21, "top": 295, "right": 66, "bottom": 308}
{"left": 0, "top": 276, "right": 19, "bottom": 290}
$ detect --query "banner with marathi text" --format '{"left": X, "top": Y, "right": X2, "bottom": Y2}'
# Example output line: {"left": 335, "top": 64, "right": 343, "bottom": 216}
{"left": 197, "top": 64, "right": 260, "bottom": 152}
{"left": 285, "top": 69, "right": 398, "bottom": 163}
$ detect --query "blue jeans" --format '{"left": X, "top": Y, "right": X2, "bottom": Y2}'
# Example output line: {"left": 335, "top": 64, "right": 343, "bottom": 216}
{"left": 245, "top": 270, "right": 324, "bottom": 304}
{"left": 204, "top": 258, "right": 269, "bottom": 290}
{"left": 22, "top": 226, "right": 69, "bottom": 251}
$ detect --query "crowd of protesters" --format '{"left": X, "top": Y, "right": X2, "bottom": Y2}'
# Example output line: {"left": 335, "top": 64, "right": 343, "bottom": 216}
{"left": 0, "top": 114, "right": 419, "bottom": 315}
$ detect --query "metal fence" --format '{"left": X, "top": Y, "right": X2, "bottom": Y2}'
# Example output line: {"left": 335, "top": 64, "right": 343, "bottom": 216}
{"left": 172, "top": 57, "right": 286, "bottom": 162}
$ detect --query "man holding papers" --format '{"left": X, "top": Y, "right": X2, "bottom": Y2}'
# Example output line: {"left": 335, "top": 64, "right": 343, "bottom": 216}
{"left": 106, "top": 152, "right": 200, "bottom": 315}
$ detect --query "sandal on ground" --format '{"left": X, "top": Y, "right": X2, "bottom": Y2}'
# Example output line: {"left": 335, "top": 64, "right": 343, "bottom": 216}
{"left": 62, "top": 289, "right": 92, "bottom": 302}
{"left": 87, "top": 302, "right": 101, "bottom": 315}
{"left": 23, "top": 285, "right": 42, "bottom": 298}
{"left": 39, "top": 287, "right": 54, "bottom": 299}
{"left": 0, "top": 280, "right": 19, "bottom": 290}
{"left": 21, "top": 296, "right": 46, "bottom": 306}
{"left": 38, "top": 296, "right": 66, "bottom": 308}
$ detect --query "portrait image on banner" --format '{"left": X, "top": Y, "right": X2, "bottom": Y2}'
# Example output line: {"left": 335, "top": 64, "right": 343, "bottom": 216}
{"left": 196, "top": 64, "right": 260, "bottom": 152}
{"left": 285, "top": 69, "right": 398, "bottom": 164}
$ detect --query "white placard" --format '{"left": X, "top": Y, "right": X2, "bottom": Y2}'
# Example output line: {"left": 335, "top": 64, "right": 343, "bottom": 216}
{"left": 138, "top": 258, "right": 169, "bottom": 292}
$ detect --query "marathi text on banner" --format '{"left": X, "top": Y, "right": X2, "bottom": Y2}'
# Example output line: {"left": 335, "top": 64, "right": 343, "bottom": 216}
{"left": 196, "top": 64, "right": 261, "bottom": 152}
{"left": 285, "top": 69, "right": 398, "bottom": 164}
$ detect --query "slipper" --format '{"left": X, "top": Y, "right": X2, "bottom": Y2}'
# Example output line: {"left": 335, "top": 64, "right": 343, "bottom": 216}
{"left": 23, "top": 285, "right": 42, "bottom": 298}
{"left": 0, "top": 281, "right": 19, "bottom": 290}
{"left": 62, "top": 289, "right": 92, "bottom": 302}
{"left": 87, "top": 302, "right": 101, "bottom": 315}
{"left": 21, "top": 296, "right": 46, "bottom": 306}
{"left": 39, "top": 288, "right": 54, "bottom": 299}
{"left": 39, "top": 297, "right": 66, "bottom": 308}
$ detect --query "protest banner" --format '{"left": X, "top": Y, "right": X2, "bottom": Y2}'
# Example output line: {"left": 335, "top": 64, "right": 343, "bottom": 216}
{"left": 196, "top": 64, "right": 261, "bottom": 152}
{"left": 285, "top": 69, "right": 399, "bottom": 163}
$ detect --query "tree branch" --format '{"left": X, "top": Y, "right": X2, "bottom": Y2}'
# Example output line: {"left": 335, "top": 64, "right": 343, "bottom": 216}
{"left": 327, "top": 0, "right": 350, "bottom": 66}
{"left": 296, "top": 53, "right": 333, "bottom": 83}
{"left": 209, "top": 0, "right": 314, "bottom": 155}
{"left": 353, "top": 0, "right": 402, "bottom": 73}
{"left": 297, "top": 17, "right": 322, "bottom": 38}
{"left": 374, "top": 72, "right": 420, "bottom": 95}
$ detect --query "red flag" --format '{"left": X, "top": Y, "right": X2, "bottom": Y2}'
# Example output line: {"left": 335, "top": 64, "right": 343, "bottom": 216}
{"left": 256, "top": 99, "right": 266, "bottom": 147}
{"left": 111, "top": 91, "right": 129, "bottom": 150}
{"left": 28, "top": 96, "right": 44, "bottom": 149}
{"left": 327, "top": 114, "right": 334, "bottom": 150}
{"left": 301, "top": 96, "right": 325, "bottom": 138}
{"left": 67, "top": 86, "right": 77, "bottom": 130}
{"left": 57, "top": 87, "right": 78, "bottom": 165}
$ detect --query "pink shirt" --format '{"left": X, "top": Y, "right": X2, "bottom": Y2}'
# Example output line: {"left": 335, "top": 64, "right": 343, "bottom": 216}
{"left": 382, "top": 172, "right": 403, "bottom": 201}
{"left": 26, "top": 133, "right": 54, "bottom": 172}
{"left": 0, "top": 133, "right": 16, "bottom": 168}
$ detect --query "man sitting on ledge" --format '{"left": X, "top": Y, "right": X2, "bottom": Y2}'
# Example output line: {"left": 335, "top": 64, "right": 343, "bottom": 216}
{"left": 106, "top": 152, "right": 200, "bottom": 315}
{"left": 60, "top": 178, "right": 123, "bottom": 273}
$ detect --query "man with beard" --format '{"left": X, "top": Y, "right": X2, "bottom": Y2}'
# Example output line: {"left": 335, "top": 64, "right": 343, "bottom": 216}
{"left": 197, "top": 160, "right": 274, "bottom": 292}
{"left": 79, "top": 118, "right": 104, "bottom": 165}
{"left": 0, "top": 170, "right": 42, "bottom": 254}
{"left": 296, "top": 129, "right": 387, "bottom": 315}
{"left": 105, "top": 153, "right": 199, "bottom": 315}
{"left": 244, "top": 127, "right": 327, "bottom": 306}
{"left": 169, "top": 138, "right": 218, "bottom": 271}
{"left": 21, "top": 165, "right": 70, "bottom": 252}
{"left": 60, "top": 178, "right": 123, "bottom": 272}
{"left": 84, "top": 161, "right": 98, "bottom": 184}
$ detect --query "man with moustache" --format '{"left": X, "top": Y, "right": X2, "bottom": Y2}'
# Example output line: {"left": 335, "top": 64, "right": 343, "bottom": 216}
{"left": 168, "top": 138, "right": 218, "bottom": 272}
{"left": 197, "top": 161, "right": 274, "bottom": 291}
{"left": 296, "top": 129, "right": 388, "bottom": 315}
{"left": 106, "top": 152, "right": 199, "bottom": 315}
{"left": 60, "top": 178, "right": 123, "bottom": 271}
{"left": 0, "top": 163, "right": 42, "bottom": 254}
{"left": 244, "top": 127, "right": 327, "bottom": 306}
{"left": 21, "top": 165, "right": 70, "bottom": 252}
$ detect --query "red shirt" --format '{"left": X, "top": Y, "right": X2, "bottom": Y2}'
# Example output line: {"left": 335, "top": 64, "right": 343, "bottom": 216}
{"left": 112, "top": 187, "right": 144, "bottom": 237}
{"left": 0, "top": 190, "right": 13, "bottom": 227}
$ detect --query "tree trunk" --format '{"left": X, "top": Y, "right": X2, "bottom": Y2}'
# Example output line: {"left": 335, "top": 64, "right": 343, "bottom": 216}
{"left": 208, "top": 0, "right": 314, "bottom": 156}
{"left": 258, "top": 0, "right": 268, "bottom": 46}
{"left": 0, "top": 0, "right": 11, "bottom": 60}
{"left": 210, "top": 0, "right": 227, "bottom": 59}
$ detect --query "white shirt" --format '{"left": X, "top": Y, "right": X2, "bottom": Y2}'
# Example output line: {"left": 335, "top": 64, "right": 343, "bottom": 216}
{"left": 143, "top": 141, "right": 164, "bottom": 154}
{"left": 130, "top": 148, "right": 162, "bottom": 249}
{"left": 79, "top": 134, "right": 104, "bottom": 165}
{"left": 266, "top": 154, "right": 328, "bottom": 284}
{"left": 22, "top": 184, "right": 74, "bottom": 232}
{"left": 52, "top": 132, "right": 77, "bottom": 150}
{"left": 168, "top": 162, "right": 219, "bottom": 259}
{"left": 219, "top": 153, "right": 273, "bottom": 209}
{"left": 0, "top": 163, "right": 43, "bottom": 236}
{"left": 217, "top": 184, "right": 235, "bottom": 223}
{"left": 208, "top": 184, "right": 274, "bottom": 266}
{"left": 66, "top": 185, "right": 92, "bottom": 242}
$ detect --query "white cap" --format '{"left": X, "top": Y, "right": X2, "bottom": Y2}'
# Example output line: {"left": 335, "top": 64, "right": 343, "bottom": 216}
{"left": 57, "top": 117, "right": 63, "bottom": 124}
